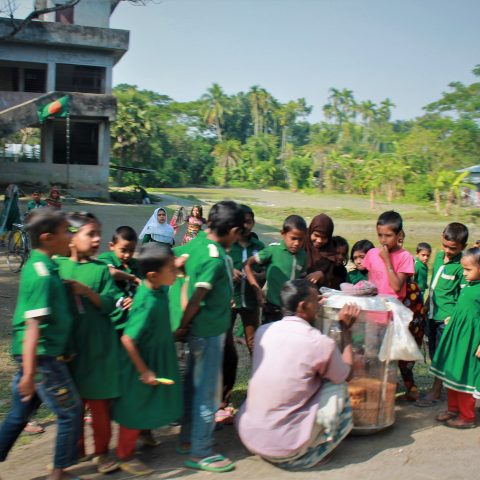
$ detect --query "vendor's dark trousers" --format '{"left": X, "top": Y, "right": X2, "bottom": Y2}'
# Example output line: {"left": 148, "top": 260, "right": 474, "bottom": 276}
{"left": 222, "top": 308, "right": 259, "bottom": 404}
{"left": 0, "top": 357, "right": 82, "bottom": 469}
{"left": 447, "top": 388, "right": 476, "bottom": 422}
{"left": 262, "top": 302, "right": 283, "bottom": 325}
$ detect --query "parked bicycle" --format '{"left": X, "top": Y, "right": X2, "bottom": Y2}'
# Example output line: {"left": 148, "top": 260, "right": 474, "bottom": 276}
{"left": 6, "top": 223, "right": 30, "bottom": 273}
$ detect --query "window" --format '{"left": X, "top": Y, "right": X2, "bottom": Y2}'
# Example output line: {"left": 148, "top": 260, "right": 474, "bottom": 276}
{"left": 0, "top": 62, "right": 46, "bottom": 92}
{"left": 55, "top": 64, "right": 105, "bottom": 94}
{"left": 53, "top": 121, "right": 99, "bottom": 165}
{"left": 24, "top": 68, "right": 46, "bottom": 93}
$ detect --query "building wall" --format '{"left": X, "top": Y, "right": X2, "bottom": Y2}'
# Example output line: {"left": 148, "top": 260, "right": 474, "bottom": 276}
{"left": 41, "top": 0, "right": 112, "bottom": 28}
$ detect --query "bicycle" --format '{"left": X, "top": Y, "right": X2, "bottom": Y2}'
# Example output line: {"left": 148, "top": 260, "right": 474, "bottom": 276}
{"left": 6, "top": 223, "right": 30, "bottom": 273}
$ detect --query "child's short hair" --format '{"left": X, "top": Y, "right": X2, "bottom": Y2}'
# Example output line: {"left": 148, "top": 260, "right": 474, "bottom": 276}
{"left": 463, "top": 247, "right": 480, "bottom": 265}
{"left": 377, "top": 211, "right": 403, "bottom": 234}
{"left": 333, "top": 236, "right": 349, "bottom": 251}
{"left": 111, "top": 226, "right": 137, "bottom": 243}
{"left": 207, "top": 201, "right": 244, "bottom": 236}
{"left": 240, "top": 204, "right": 255, "bottom": 220}
{"left": 137, "top": 242, "right": 174, "bottom": 277}
{"left": 32, "top": 189, "right": 41, "bottom": 195}
{"left": 281, "top": 279, "right": 314, "bottom": 316}
{"left": 66, "top": 211, "right": 100, "bottom": 232}
{"left": 282, "top": 215, "right": 307, "bottom": 233}
{"left": 350, "top": 239, "right": 374, "bottom": 262}
{"left": 27, "top": 208, "right": 66, "bottom": 248}
{"left": 416, "top": 242, "right": 432, "bottom": 253}
{"left": 443, "top": 223, "right": 469, "bottom": 245}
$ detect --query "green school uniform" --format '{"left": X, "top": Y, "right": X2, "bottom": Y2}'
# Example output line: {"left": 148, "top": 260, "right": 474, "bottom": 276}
{"left": 228, "top": 236, "right": 265, "bottom": 310}
{"left": 414, "top": 259, "right": 428, "bottom": 294}
{"left": 26, "top": 199, "right": 47, "bottom": 211}
{"left": 185, "top": 238, "right": 233, "bottom": 337}
{"left": 430, "top": 281, "right": 480, "bottom": 394}
{"left": 97, "top": 251, "right": 140, "bottom": 330}
{"left": 255, "top": 240, "right": 307, "bottom": 307}
{"left": 168, "top": 232, "right": 206, "bottom": 331}
{"left": 112, "top": 284, "right": 183, "bottom": 429}
{"left": 56, "top": 257, "right": 123, "bottom": 399}
{"left": 12, "top": 250, "right": 73, "bottom": 357}
{"left": 346, "top": 268, "right": 367, "bottom": 285}
{"left": 429, "top": 251, "right": 464, "bottom": 321}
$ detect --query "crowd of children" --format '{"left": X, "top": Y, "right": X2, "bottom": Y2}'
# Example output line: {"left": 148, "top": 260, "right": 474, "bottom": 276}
{"left": 0, "top": 199, "right": 479, "bottom": 477}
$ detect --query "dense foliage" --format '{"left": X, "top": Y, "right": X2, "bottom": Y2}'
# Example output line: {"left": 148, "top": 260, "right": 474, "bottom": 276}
{"left": 110, "top": 66, "right": 480, "bottom": 205}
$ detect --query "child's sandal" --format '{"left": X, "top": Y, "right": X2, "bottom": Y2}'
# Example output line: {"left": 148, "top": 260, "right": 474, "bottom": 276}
{"left": 95, "top": 454, "right": 120, "bottom": 474}
{"left": 120, "top": 458, "right": 154, "bottom": 476}
{"left": 436, "top": 411, "right": 458, "bottom": 422}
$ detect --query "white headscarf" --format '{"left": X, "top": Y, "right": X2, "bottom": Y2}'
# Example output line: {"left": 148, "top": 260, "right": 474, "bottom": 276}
{"left": 139, "top": 207, "right": 175, "bottom": 244}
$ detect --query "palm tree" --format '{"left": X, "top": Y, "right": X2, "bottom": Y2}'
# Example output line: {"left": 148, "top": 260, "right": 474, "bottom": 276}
{"left": 212, "top": 139, "right": 242, "bottom": 184}
{"left": 200, "top": 83, "right": 231, "bottom": 141}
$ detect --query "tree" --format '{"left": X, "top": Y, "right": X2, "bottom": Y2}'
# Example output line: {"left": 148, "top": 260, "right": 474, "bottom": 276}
{"left": 200, "top": 83, "right": 231, "bottom": 141}
{"left": 286, "top": 155, "right": 312, "bottom": 190}
{"left": 212, "top": 139, "right": 242, "bottom": 185}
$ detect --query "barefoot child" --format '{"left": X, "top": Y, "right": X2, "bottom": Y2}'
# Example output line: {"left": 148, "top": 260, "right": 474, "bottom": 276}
{"left": 176, "top": 201, "right": 244, "bottom": 473}
{"left": 346, "top": 239, "right": 374, "bottom": 284}
{"left": 431, "top": 247, "right": 480, "bottom": 428}
{"left": 56, "top": 212, "right": 129, "bottom": 474}
{"left": 245, "top": 215, "right": 307, "bottom": 324}
{"left": 113, "top": 243, "right": 183, "bottom": 475}
{"left": 416, "top": 223, "right": 469, "bottom": 407}
{"left": 98, "top": 226, "right": 141, "bottom": 332}
{"left": 0, "top": 209, "right": 82, "bottom": 480}
{"left": 414, "top": 242, "right": 432, "bottom": 296}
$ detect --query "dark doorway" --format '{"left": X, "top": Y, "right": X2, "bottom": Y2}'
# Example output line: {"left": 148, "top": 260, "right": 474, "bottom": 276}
{"left": 53, "top": 121, "right": 99, "bottom": 165}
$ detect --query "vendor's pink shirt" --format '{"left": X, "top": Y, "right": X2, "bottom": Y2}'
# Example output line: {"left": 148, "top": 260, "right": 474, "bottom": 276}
{"left": 236, "top": 316, "right": 349, "bottom": 457}
{"left": 363, "top": 247, "right": 414, "bottom": 300}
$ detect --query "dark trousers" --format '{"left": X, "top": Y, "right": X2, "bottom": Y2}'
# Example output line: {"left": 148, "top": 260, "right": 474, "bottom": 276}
{"left": 0, "top": 357, "right": 82, "bottom": 469}
{"left": 262, "top": 302, "right": 283, "bottom": 324}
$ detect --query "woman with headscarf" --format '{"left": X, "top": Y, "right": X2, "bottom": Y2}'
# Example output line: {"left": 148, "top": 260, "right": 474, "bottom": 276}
{"left": 305, "top": 213, "right": 337, "bottom": 288}
{"left": 45, "top": 186, "right": 62, "bottom": 209}
{"left": 140, "top": 207, "right": 175, "bottom": 245}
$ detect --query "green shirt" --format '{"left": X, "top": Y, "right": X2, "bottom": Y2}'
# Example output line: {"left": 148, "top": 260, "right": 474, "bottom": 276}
{"left": 346, "top": 268, "right": 368, "bottom": 285}
{"left": 185, "top": 238, "right": 233, "bottom": 337}
{"left": 26, "top": 200, "right": 47, "bottom": 211}
{"left": 429, "top": 251, "right": 464, "bottom": 321}
{"left": 12, "top": 250, "right": 73, "bottom": 357}
{"left": 228, "top": 235, "right": 265, "bottom": 310}
{"left": 414, "top": 259, "right": 429, "bottom": 293}
{"left": 97, "top": 251, "right": 140, "bottom": 330}
{"left": 255, "top": 240, "right": 307, "bottom": 307}
{"left": 112, "top": 283, "right": 183, "bottom": 429}
{"left": 56, "top": 256, "right": 123, "bottom": 399}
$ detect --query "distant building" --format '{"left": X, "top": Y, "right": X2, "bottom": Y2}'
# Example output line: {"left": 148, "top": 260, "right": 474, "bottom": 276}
{"left": 0, "top": 0, "right": 129, "bottom": 196}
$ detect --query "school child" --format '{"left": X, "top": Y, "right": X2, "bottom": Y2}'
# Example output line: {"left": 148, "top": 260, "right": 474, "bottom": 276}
{"left": 305, "top": 213, "right": 336, "bottom": 288}
{"left": 245, "top": 215, "right": 307, "bottom": 324}
{"left": 175, "top": 201, "right": 244, "bottom": 473}
{"left": 56, "top": 212, "right": 129, "bottom": 474}
{"left": 346, "top": 239, "right": 374, "bottom": 284}
{"left": 140, "top": 208, "right": 175, "bottom": 245}
{"left": 0, "top": 209, "right": 83, "bottom": 480}
{"left": 414, "top": 242, "right": 432, "bottom": 296}
{"left": 218, "top": 205, "right": 265, "bottom": 424}
{"left": 112, "top": 243, "right": 183, "bottom": 475}
{"left": 98, "top": 226, "right": 141, "bottom": 332}
{"left": 182, "top": 205, "right": 207, "bottom": 244}
{"left": 45, "top": 187, "right": 62, "bottom": 210}
{"left": 362, "top": 211, "right": 417, "bottom": 398}
{"left": 26, "top": 190, "right": 47, "bottom": 212}
{"left": 416, "top": 222, "right": 469, "bottom": 407}
{"left": 430, "top": 247, "right": 480, "bottom": 428}
{"left": 330, "top": 236, "right": 349, "bottom": 289}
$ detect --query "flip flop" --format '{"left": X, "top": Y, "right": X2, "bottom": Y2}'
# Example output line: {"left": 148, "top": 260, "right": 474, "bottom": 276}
{"left": 120, "top": 458, "right": 154, "bottom": 476}
{"left": 185, "top": 454, "right": 235, "bottom": 473}
{"left": 95, "top": 454, "right": 120, "bottom": 474}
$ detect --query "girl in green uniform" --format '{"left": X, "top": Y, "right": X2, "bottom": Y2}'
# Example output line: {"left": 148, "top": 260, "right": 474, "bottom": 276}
{"left": 113, "top": 243, "right": 183, "bottom": 476}
{"left": 346, "top": 239, "right": 374, "bottom": 284}
{"left": 56, "top": 212, "right": 130, "bottom": 474}
{"left": 430, "top": 247, "right": 480, "bottom": 429}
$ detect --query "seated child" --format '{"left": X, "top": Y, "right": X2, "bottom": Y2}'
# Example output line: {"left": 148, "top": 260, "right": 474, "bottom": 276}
{"left": 0, "top": 209, "right": 82, "bottom": 480}
{"left": 245, "top": 215, "right": 307, "bottom": 324}
{"left": 45, "top": 186, "right": 62, "bottom": 210}
{"left": 414, "top": 242, "right": 432, "bottom": 296}
{"left": 347, "top": 239, "right": 374, "bottom": 284}
{"left": 26, "top": 190, "right": 47, "bottom": 212}
{"left": 113, "top": 243, "right": 183, "bottom": 475}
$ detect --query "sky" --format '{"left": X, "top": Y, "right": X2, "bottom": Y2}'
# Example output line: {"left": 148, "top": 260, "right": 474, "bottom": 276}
{"left": 14, "top": 0, "right": 480, "bottom": 122}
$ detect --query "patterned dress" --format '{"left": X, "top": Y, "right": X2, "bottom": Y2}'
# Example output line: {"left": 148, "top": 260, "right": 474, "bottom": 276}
{"left": 182, "top": 216, "right": 204, "bottom": 244}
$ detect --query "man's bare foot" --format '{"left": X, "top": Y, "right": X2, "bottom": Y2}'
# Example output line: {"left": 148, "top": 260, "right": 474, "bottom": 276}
{"left": 48, "top": 468, "right": 80, "bottom": 480}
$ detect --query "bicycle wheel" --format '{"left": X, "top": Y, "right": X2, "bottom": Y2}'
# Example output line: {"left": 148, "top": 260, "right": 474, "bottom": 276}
{"left": 6, "top": 231, "right": 27, "bottom": 273}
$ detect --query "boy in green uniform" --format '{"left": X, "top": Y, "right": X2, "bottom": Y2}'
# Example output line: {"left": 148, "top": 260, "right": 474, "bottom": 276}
{"left": 98, "top": 226, "right": 141, "bottom": 332}
{"left": 0, "top": 209, "right": 83, "bottom": 480}
{"left": 245, "top": 215, "right": 307, "bottom": 324}
{"left": 113, "top": 243, "right": 183, "bottom": 476}
{"left": 416, "top": 223, "right": 468, "bottom": 407}
{"left": 176, "top": 201, "right": 244, "bottom": 473}
{"left": 26, "top": 190, "right": 47, "bottom": 212}
{"left": 414, "top": 242, "right": 432, "bottom": 296}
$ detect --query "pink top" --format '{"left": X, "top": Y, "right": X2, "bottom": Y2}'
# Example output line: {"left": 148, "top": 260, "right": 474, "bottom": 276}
{"left": 363, "top": 247, "right": 414, "bottom": 300}
{"left": 236, "top": 316, "right": 349, "bottom": 457}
